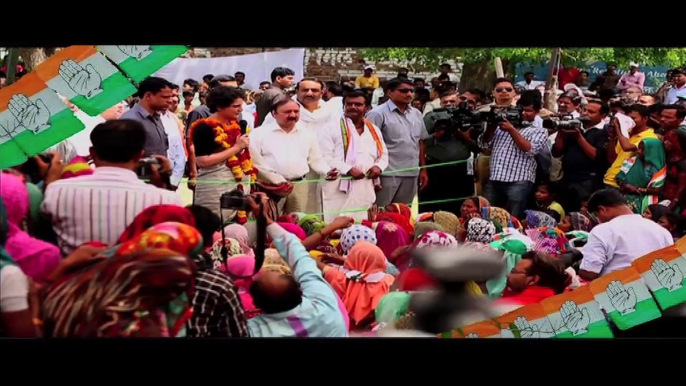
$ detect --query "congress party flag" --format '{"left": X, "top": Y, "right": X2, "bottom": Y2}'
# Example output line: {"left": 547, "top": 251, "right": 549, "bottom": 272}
{"left": 496, "top": 303, "right": 556, "bottom": 338}
{"left": 632, "top": 243, "right": 686, "bottom": 310}
{"left": 589, "top": 267, "right": 661, "bottom": 330}
{"left": 540, "top": 286, "right": 613, "bottom": 338}
{"left": 0, "top": 73, "right": 84, "bottom": 168}
{"left": 440, "top": 320, "right": 502, "bottom": 338}
{"left": 97, "top": 45, "right": 189, "bottom": 83}
{"left": 35, "top": 46, "right": 137, "bottom": 117}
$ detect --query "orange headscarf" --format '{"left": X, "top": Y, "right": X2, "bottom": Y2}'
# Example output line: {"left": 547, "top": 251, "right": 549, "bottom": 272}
{"left": 324, "top": 242, "right": 395, "bottom": 326}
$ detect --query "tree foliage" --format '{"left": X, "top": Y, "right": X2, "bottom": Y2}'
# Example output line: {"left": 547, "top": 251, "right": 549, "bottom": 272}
{"left": 360, "top": 47, "right": 686, "bottom": 70}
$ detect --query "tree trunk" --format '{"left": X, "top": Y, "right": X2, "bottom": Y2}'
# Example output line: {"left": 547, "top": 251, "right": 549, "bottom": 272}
{"left": 17, "top": 48, "right": 48, "bottom": 71}
{"left": 458, "top": 62, "right": 496, "bottom": 93}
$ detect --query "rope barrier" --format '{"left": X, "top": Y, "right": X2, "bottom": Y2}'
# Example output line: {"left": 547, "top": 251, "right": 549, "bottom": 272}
{"left": 183, "top": 159, "right": 470, "bottom": 186}
{"left": 241, "top": 195, "right": 472, "bottom": 222}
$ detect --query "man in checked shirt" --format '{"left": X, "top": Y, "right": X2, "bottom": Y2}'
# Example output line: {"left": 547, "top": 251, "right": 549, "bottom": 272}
{"left": 478, "top": 90, "right": 548, "bottom": 219}
{"left": 185, "top": 205, "right": 250, "bottom": 337}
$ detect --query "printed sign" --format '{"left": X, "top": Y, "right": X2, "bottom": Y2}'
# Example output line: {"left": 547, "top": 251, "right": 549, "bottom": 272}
{"left": 540, "top": 285, "right": 613, "bottom": 338}
{"left": 589, "top": 267, "right": 661, "bottom": 330}
{"left": 632, "top": 245, "right": 686, "bottom": 310}
{"left": 496, "top": 303, "right": 555, "bottom": 338}
{"left": 441, "top": 320, "right": 501, "bottom": 338}
{"left": 0, "top": 72, "right": 84, "bottom": 168}
{"left": 515, "top": 62, "right": 670, "bottom": 94}
{"left": 98, "top": 45, "right": 189, "bottom": 82}
{"left": 35, "top": 46, "right": 137, "bottom": 116}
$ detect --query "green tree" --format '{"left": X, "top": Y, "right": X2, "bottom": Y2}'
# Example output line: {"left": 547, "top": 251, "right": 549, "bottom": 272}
{"left": 361, "top": 47, "right": 686, "bottom": 91}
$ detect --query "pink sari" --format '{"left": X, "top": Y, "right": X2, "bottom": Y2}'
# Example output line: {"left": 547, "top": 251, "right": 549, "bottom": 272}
{"left": 375, "top": 221, "right": 411, "bottom": 259}
{"left": 223, "top": 255, "right": 261, "bottom": 319}
{"left": 0, "top": 172, "right": 60, "bottom": 282}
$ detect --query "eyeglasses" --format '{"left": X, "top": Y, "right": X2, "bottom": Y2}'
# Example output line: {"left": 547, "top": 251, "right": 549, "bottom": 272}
{"left": 395, "top": 88, "right": 414, "bottom": 94}
{"left": 496, "top": 87, "right": 514, "bottom": 93}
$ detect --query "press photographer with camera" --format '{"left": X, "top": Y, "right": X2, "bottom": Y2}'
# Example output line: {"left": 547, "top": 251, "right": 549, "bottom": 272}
{"left": 552, "top": 100, "right": 610, "bottom": 210}
{"left": 41, "top": 119, "right": 183, "bottom": 255}
{"left": 478, "top": 90, "right": 548, "bottom": 219}
{"left": 242, "top": 193, "right": 348, "bottom": 337}
{"left": 419, "top": 92, "right": 481, "bottom": 215}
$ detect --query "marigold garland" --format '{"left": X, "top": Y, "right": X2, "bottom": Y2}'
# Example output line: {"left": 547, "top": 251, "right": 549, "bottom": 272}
{"left": 189, "top": 118, "right": 258, "bottom": 224}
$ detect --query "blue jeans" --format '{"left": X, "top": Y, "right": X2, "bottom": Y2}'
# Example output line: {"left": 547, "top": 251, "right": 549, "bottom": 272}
{"left": 484, "top": 180, "right": 533, "bottom": 220}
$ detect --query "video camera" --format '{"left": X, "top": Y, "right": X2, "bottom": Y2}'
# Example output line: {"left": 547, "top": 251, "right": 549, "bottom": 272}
{"left": 428, "top": 102, "right": 484, "bottom": 133}
{"left": 542, "top": 113, "right": 591, "bottom": 131}
{"left": 425, "top": 103, "right": 524, "bottom": 135}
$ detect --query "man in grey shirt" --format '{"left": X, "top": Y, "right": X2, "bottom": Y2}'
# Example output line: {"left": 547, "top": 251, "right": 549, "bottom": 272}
{"left": 367, "top": 77, "right": 430, "bottom": 207}
{"left": 120, "top": 77, "right": 173, "bottom": 157}
{"left": 256, "top": 67, "right": 296, "bottom": 127}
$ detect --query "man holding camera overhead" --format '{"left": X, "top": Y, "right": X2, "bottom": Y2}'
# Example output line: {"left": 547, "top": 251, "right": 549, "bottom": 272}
{"left": 478, "top": 89, "right": 548, "bottom": 219}
{"left": 250, "top": 98, "right": 339, "bottom": 214}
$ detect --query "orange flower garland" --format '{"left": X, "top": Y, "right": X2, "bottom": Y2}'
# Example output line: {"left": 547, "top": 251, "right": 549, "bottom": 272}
{"left": 189, "top": 118, "right": 258, "bottom": 224}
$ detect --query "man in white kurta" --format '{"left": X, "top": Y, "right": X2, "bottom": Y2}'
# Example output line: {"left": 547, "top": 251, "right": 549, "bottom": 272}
{"left": 318, "top": 91, "right": 389, "bottom": 223}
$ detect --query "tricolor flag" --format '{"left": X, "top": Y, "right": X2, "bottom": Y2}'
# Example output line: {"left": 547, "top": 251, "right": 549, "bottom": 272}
{"left": 589, "top": 267, "right": 661, "bottom": 330}
{"left": 632, "top": 243, "right": 686, "bottom": 310}
{"left": 97, "top": 45, "right": 188, "bottom": 83}
{"left": 35, "top": 46, "right": 137, "bottom": 116}
{"left": 540, "top": 286, "right": 613, "bottom": 338}
{"left": 0, "top": 73, "right": 84, "bottom": 168}
{"left": 440, "top": 320, "right": 501, "bottom": 338}
{"left": 496, "top": 303, "right": 555, "bottom": 338}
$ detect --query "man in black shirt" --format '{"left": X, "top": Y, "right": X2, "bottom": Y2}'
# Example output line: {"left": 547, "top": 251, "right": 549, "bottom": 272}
{"left": 552, "top": 100, "right": 610, "bottom": 210}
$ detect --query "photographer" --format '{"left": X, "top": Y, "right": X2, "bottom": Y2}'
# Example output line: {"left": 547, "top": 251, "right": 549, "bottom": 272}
{"left": 552, "top": 100, "right": 610, "bottom": 210}
{"left": 478, "top": 90, "right": 548, "bottom": 219}
{"left": 41, "top": 119, "right": 182, "bottom": 255}
{"left": 244, "top": 194, "right": 348, "bottom": 337}
{"left": 419, "top": 92, "right": 480, "bottom": 215}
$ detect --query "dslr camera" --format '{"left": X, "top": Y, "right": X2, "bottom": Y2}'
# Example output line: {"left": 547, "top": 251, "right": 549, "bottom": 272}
{"left": 220, "top": 189, "right": 262, "bottom": 210}
{"left": 136, "top": 157, "right": 160, "bottom": 179}
{"left": 542, "top": 113, "right": 591, "bottom": 131}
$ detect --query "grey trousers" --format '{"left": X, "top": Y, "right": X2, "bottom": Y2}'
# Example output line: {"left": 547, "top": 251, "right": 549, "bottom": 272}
{"left": 374, "top": 176, "right": 418, "bottom": 207}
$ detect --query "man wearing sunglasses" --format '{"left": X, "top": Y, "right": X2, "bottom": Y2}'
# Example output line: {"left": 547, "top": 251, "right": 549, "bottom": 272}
{"left": 367, "top": 77, "right": 430, "bottom": 207}
{"left": 475, "top": 79, "right": 518, "bottom": 195}
{"left": 478, "top": 89, "right": 548, "bottom": 219}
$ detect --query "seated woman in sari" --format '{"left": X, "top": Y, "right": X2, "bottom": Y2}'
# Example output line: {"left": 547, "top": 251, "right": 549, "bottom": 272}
{"left": 189, "top": 87, "right": 254, "bottom": 224}
{"left": 616, "top": 138, "right": 667, "bottom": 214}
{"left": 319, "top": 242, "right": 395, "bottom": 331}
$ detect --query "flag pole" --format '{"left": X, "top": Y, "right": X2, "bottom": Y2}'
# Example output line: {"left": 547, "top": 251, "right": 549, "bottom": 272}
{"left": 5, "top": 48, "right": 19, "bottom": 86}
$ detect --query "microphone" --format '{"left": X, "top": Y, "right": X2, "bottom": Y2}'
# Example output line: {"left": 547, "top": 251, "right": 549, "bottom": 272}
{"left": 239, "top": 120, "right": 248, "bottom": 135}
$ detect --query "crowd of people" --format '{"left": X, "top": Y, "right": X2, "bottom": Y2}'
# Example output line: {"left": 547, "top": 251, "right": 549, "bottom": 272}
{"left": 2, "top": 60, "right": 686, "bottom": 338}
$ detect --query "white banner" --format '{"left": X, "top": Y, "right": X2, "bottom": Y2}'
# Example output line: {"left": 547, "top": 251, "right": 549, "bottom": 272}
{"left": 153, "top": 48, "right": 306, "bottom": 89}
